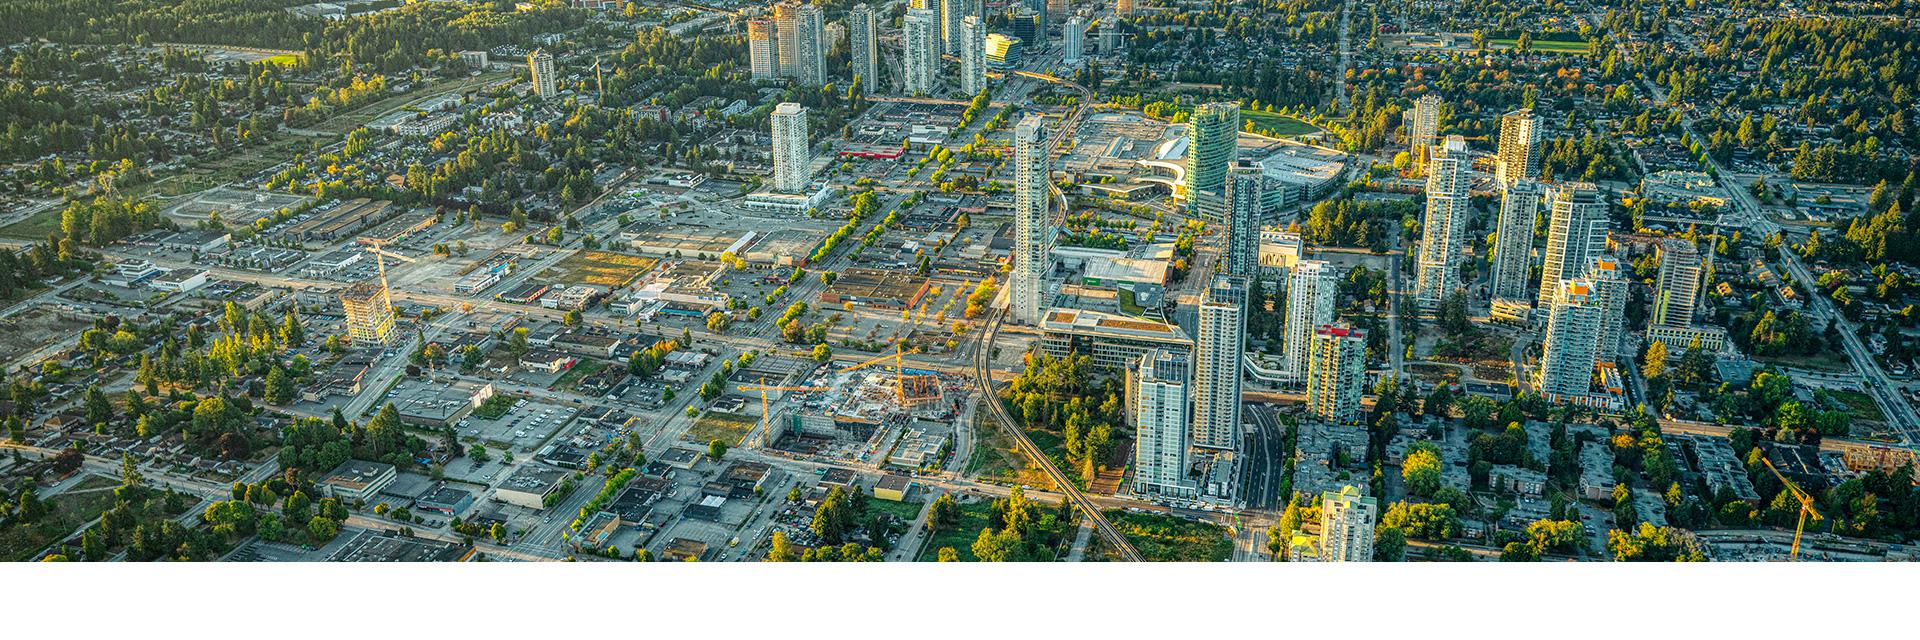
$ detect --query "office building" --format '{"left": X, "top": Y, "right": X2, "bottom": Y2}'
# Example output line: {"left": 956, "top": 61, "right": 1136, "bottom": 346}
{"left": 1224, "top": 167, "right": 1263, "bottom": 279}
{"left": 1540, "top": 279, "right": 1602, "bottom": 398}
{"left": 774, "top": 2, "right": 826, "bottom": 85}
{"left": 1319, "top": 486, "right": 1378, "bottom": 562}
{"left": 770, "top": 102, "right": 810, "bottom": 193}
{"left": 1495, "top": 108, "right": 1542, "bottom": 187}
{"left": 1652, "top": 238, "right": 1702, "bottom": 330}
{"left": 340, "top": 279, "right": 395, "bottom": 347}
{"left": 902, "top": 6, "right": 940, "bottom": 95}
{"left": 528, "top": 49, "right": 557, "bottom": 98}
{"left": 1406, "top": 94, "right": 1442, "bottom": 168}
{"left": 1026, "top": 0, "right": 1049, "bottom": 27}
{"left": 1491, "top": 179, "right": 1542, "bottom": 302}
{"left": 1183, "top": 102, "right": 1240, "bottom": 220}
{"left": 1192, "top": 276, "right": 1246, "bottom": 451}
{"left": 1130, "top": 349, "right": 1195, "bottom": 498}
{"left": 1536, "top": 183, "right": 1609, "bottom": 309}
{"left": 1414, "top": 136, "right": 1469, "bottom": 310}
{"left": 958, "top": 16, "right": 987, "bottom": 95}
{"left": 748, "top": 18, "right": 778, "bottom": 81}
{"left": 985, "top": 33, "right": 1023, "bottom": 69}
{"left": 847, "top": 6, "right": 878, "bottom": 89}
{"left": 1306, "top": 325, "right": 1367, "bottom": 426}
{"left": 1098, "top": 16, "right": 1122, "bottom": 52}
{"left": 1010, "top": 9, "right": 1044, "bottom": 46}
{"left": 1063, "top": 15, "right": 1086, "bottom": 63}
{"left": 1284, "top": 260, "right": 1338, "bottom": 381}
{"left": 1011, "top": 114, "right": 1049, "bottom": 324}
{"left": 1587, "top": 255, "right": 1627, "bottom": 366}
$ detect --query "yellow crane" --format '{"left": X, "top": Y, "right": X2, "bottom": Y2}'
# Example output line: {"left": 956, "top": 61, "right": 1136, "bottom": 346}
{"left": 357, "top": 238, "right": 416, "bottom": 308}
{"left": 838, "top": 343, "right": 939, "bottom": 404}
{"left": 1761, "top": 458, "right": 1825, "bottom": 561}
{"left": 736, "top": 380, "right": 829, "bottom": 447}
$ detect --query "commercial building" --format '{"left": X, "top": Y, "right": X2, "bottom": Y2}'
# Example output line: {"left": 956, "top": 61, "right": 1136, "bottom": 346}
{"left": 496, "top": 465, "right": 570, "bottom": 509}
{"left": 1182, "top": 102, "right": 1239, "bottom": 220}
{"left": 846, "top": 5, "right": 878, "bottom": 88}
{"left": 1406, "top": 94, "right": 1442, "bottom": 168}
{"left": 770, "top": 102, "right": 811, "bottom": 193}
{"left": 1129, "top": 349, "right": 1195, "bottom": 498}
{"left": 1039, "top": 307, "right": 1193, "bottom": 368}
{"left": 774, "top": 2, "right": 826, "bottom": 85}
{"left": 1283, "top": 260, "right": 1337, "bottom": 381}
{"left": 1306, "top": 325, "right": 1367, "bottom": 426}
{"left": 1224, "top": 167, "right": 1262, "bottom": 279}
{"left": 528, "top": 49, "right": 556, "bottom": 98}
{"left": 1192, "top": 276, "right": 1246, "bottom": 451}
{"left": 339, "top": 278, "right": 395, "bottom": 347}
{"left": 1540, "top": 279, "right": 1602, "bottom": 399}
{"left": 149, "top": 269, "right": 210, "bottom": 293}
{"left": 1491, "top": 179, "right": 1542, "bottom": 303}
{"left": 1011, "top": 114, "right": 1050, "bottom": 324}
{"left": 958, "top": 16, "right": 987, "bottom": 95}
{"left": 902, "top": 7, "right": 941, "bottom": 95}
{"left": 1494, "top": 108, "right": 1541, "bottom": 187}
{"left": 748, "top": 18, "right": 779, "bottom": 81}
{"left": 1652, "top": 238, "right": 1702, "bottom": 330}
{"left": 1319, "top": 485, "right": 1378, "bottom": 562}
{"left": 1062, "top": 14, "right": 1086, "bottom": 63}
{"left": 1537, "top": 183, "right": 1609, "bottom": 309}
{"left": 319, "top": 460, "right": 397, "bottom": 503}
{"left": 1415, "top": 135, "right": 1469, "bottom": 311}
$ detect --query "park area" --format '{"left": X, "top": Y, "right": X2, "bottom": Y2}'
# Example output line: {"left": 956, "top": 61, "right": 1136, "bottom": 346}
{"left": 1103, "top": 509, "right": 1234, "bottom": 562}
{"left": 0, "top": 475, "right": 120, "bottom": 562}
{"left": 1241, "top": 109, "right": 1320, "bottom": 137}
{"left": 543, "top": 250, "right": 658, "bottom": 289}
{"left": 1491, "top": 38, "right": 1590, "bottom": 54}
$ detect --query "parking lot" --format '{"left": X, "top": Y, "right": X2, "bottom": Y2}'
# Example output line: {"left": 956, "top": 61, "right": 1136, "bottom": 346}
{"left": 459, "top": 397, "right": 579, "bottom": 452}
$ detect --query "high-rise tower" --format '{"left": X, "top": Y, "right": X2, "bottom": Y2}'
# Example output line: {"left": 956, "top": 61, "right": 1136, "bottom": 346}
{"left": 1536, "top": 183, "right": 1609, "bottom": 310}
{"left": 1540, "top": 279, "right": 1602, "bottom": 398}
{"left": 1406, "top": 94, "right": 1442, "bottom": 169}
{"left": 847, "top": 5, "right": 878, "bottom": 90}
{"left": 902, "top": 7, "right": 940, "bottom": 96}
{"left": 1192, "top": 276, "right": 1247, "bottom": 451}
{"left": 1284, "top": 260, "right": 1338, "bottom": 381}
{"left": 1490, "top": 179, "right": 1542, "bottom": 302}
{"left": 1183, "top": 102, "right": 1240, "bottom": 220}
{"left": 774, "top": 2, "right": 826, "bottom": 85}
{"left": 1224, "top": 167, "right": 1263, "bottom": 279}
{"left": 1495, "top": 108, "right": 1542, "bottom": 188}
{"left": 748, "top": 18, "right": 779, "bottom": 81}
{"left": 1652, "top": 238, "right": 1702, "bottom": 330}
{"left": 1011, "top": 114, "right": 1049, "bottom": 324}
{"left": 528, "top": 49, "right": 557, "bottom": 98}
{"left": 1130, "top": 349, "right": 1194, "bottom": 498}
{"left": 770, "top": 102, "right": 810, "bottom": 193}
{"left": 958, "top": 16, "right": 987, "bottom": 96}
{"left": 1415, "top": 136, "right": 1469, "bottom": 310}
{"left": 1306, "top": 325, "right": 1368, "bottom": 426}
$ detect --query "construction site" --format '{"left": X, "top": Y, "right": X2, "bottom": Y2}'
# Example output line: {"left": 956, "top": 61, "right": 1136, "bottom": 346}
{"left": 738, "top": 346, "right": 969, "bottom": 472}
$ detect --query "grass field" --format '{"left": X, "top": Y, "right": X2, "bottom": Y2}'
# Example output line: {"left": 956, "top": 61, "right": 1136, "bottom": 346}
{"left": 1103, "top": 509, "right": 1234, "bottom": 562}
{"left": 1240, "top": 109, "right": 1320, "bottom": 137}
{"left": 0, "top": 210, "right": 61, "bottom": 239}
{"left": 0, "top": 475, "right": 121, "bottom": 561}
{"left": 544, "top": 250, "right": 659, "bottom": 288}
{"left": 1828, "top": 389, "right": 1886, "bottom": 424}
{"left": 688, "top": 411, "right": 758, "bottom": 446}
{"left": 1491, "top": 38, "right": 1589, "bottom": 54}
{"left": 554, "top": 359, "right": 609, "bottom": 391}
{"left": 917, "top": 500, "right": 997, "bottom": 561}
{"left": 1753, "top": 350, "right": 1852, "bottom": 373}
{"left": 869, "top": 497, "right": 925, "bottom": 523}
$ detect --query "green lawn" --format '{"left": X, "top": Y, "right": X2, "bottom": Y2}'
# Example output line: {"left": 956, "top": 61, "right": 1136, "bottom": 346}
{"left": 0, "top": 475, "right": 121, "bottom": 561}
{"left": 1104, "top": 509, "right": 1234, "bottom": 562}
{"left": 1828, "top": 389, "right": 1886, "bottom": 424}
{"left": 1118, "top": 287, "right": 1145, "bottom": 316}
{"left": 1240, "top": 109, "right": 1320, "bottom": 137}
{"left": 1490, "top": 38, "right": 1590, "bottom": 54}
{"left": 869, "top": 497, "right": 924, "bottom": 523}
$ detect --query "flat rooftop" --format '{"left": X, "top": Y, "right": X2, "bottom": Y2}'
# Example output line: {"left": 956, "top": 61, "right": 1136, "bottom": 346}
{"left": 1040, "top": 308, "right": 1192, "bottom": 345}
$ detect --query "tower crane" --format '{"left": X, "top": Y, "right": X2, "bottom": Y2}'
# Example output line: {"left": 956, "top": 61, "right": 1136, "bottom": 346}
{"left": 1761, "top": 458, "right": 1825, "bottom": 561}
{"left": 736, "top": 380, "right": 829, "bottom": 447}
{"left": 838, "top": 343, "right": 940, "bottom": 404}
{"left": 358, "top": 237, "right": 415, "bottom": 310}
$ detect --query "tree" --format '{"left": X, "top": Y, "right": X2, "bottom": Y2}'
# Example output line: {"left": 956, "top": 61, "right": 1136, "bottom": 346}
{"left": 811, "top": 344, "right": 832, "bottom": 362}
{"left": 970, "top": 527, "right": 1021, "bottom": 562}
{"left": 937, "top": 547, "right": 961, "bottom": 562}
{"left": 562, "top": 309, "right": 582, "bottom": 327}
{"left": 1642, "top": 341, "right": 1669, "bottom": 380}
{"left": 307, "top": 515, "right": 341, "bottom": 543}
{"left": 707, "top": 439, "right": 729, "bottom": 459}
{"left": 929, "top": 493, "right": 959, "bottom": 531}
{"left": 265, "top": 367, "right": 294, "bottom": 405}
{"left": 812, "top": 486, "right": 856, "bottom": 544}
{"left": 1402, "top": 442, "right": 1443, "bottom": 498}
{"left": 119, "top": 453, "right": 144, "bottom": 488}
{"left": 767, "top": 531, "right": 795, "bottom": 562}
{"left": 1374, "top": 526, "right": 1407, "bottom": 561}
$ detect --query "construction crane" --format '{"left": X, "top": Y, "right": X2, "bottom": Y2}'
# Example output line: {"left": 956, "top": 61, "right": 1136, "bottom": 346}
{"left": 1761, "top": 458, "right": 1825, "bottom": 561}
{"left": 839, "top": 343, "right": 940, "bottom": 404}
{"left": 736, "top": 381, "right": 829, "bottom": 447}
{"left": 357, "top": 238, "right": 415, "bottom": 310}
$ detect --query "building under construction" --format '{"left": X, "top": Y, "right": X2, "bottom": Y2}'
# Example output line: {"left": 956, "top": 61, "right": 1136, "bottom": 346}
{"left": 340, "top": 279, "right": 395, "bottom": 347}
